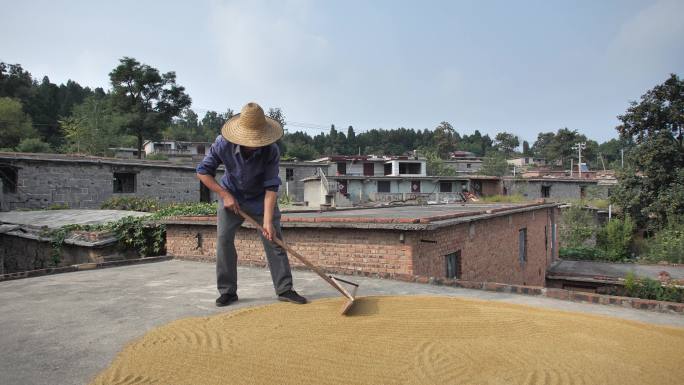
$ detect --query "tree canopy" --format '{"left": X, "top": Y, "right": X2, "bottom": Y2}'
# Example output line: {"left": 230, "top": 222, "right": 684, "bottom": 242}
{"left": 109, "top": 57, "right": 191, "bottom": 158}
{"left": 612, "top": 74, "right": 684, "bottom": 230}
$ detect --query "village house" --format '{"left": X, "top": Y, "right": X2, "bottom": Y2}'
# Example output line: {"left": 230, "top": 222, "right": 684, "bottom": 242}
{"left": 165, "top": 202, "right": 559, "bottom": 287}
{"left": 0, "top": 152, "right": 319, "bottom": 210}
{"left": 301, "top": 155, "right": 501, "bottom": 208}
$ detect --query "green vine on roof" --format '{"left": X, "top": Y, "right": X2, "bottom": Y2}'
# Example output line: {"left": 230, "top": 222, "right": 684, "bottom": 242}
{"left": 46, "top": 201, "right": 218, "bottom": 263}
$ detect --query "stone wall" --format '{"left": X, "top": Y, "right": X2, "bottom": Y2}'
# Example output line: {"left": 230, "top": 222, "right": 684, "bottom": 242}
{"left": 0, "top": 232, "right": 134, "bottom": 274}
{"left": 0, "top": 155, "right": 318, "bottom": 210}
{"left": 165, "top": 206, "right": 556, "bottom": 286}
{"left": 0, "top": 158, "right": 203, "bottom": 210}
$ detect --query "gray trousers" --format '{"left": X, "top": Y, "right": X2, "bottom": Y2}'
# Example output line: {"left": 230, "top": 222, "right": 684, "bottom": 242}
{"left": 216, "top": 199, "right": 293, "bottom": 296}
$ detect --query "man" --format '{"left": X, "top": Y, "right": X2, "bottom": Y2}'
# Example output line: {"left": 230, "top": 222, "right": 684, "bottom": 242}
{"left": 196, "top": 102, "right": 307, "bottom": 307}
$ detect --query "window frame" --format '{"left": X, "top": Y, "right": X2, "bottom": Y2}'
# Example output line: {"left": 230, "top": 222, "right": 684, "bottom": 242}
{"left": 445, "top": 251, "right": 462, "bottom": 279}
{"left": 113, "top": 172, "right": 137, "bottom": 194}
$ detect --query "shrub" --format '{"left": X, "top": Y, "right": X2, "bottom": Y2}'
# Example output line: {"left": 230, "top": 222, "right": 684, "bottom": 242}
{"left": 152, "top": 202, "right": 216, "bottom": 218}
{"left": 623, "top": 272, "right": 684, "bottom": 303}
{"left": 480, "top": 194, "right": 528, "bottom": 203}
{"left": 559, "top": 247, "right": 603, "bottom": 260}
{"left": 560, "top": 206, "right": 596, "bottom": 248}
{"left": 145, "top": 153, "right": 169, "bottom": 160}
{"left": 597, "top": 216, "right": 635, "bottom": 261}
{"left": 101, "top": 196, "right": 161, "bottom": 212}
{"left": 108, "top": 216, "right": 166, "bottom": 257}
{"left": 644, "top": 220, "right": 684, "bottom": 264}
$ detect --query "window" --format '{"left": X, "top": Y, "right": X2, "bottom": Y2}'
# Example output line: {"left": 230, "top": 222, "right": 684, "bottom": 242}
{"left": 580, "top": 186, "right": 586, "bottom": 199}
{"left": 285, "top": 168, "right": 294, "bottom": 181}
{"left": 377, "top": 181, "right": 391, "bottom": 193}
{"left": 384, "top": 163, "right": 392, "bottom": 175}
{"left": 541, "top": 185, "right": 551, "bottom": 198}
{"left": 445, "top": 251, "right": 461, "bottom": 279}
{"left": 399, "top": 162, "right": 421, "bottom": 174}
{"left": 336, "top": 162, "right": 346, "bottom": 175}
{"left": 466, "top": 163, "right": 471, "bottom": 169}
{"left": 439, "top": 182, "right": 452, "bottom": 192}
{"left": 519, "top": 228, "right": 527, "bottom": 264}
{"left": 0, "top": 166, "right": 18, "bottom": 193}
{"left": 113, "top": 172, "right": 136, "bottom": 193}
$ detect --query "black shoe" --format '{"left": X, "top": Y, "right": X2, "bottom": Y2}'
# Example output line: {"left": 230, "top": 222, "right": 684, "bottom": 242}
{"left": 215, "top": 293, "right": 238, "bottom": 307}
{"left": 278, "top": 290, "right": 307, "bottom": 304}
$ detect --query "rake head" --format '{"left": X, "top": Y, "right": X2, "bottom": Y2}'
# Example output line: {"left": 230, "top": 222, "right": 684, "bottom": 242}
{"left": 330, "top": 276, "right": 359, "bottom": 315}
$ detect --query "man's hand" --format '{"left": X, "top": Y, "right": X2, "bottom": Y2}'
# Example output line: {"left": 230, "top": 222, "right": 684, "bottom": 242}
{"left": 220, "top": 190, "right": 240, "bottom": 215}
{"left": 262, "top": 221, "right": 276, "bottom": 242}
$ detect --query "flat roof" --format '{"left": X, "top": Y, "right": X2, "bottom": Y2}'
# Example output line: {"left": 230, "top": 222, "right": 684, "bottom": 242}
{"left": 548, "top": 260, "right": 684, "bottom": 283}
{"left": 165, "top": 202, "right": 556, "bottom": 230}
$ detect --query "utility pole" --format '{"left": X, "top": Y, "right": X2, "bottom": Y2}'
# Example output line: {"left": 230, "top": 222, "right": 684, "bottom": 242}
{"left": 572, "top": 142, "right": 586, "bottom": 178}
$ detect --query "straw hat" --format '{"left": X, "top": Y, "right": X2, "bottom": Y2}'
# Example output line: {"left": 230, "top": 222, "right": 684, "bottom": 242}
{"left": 221, "top": 102, "right": 283, "bottom": 147}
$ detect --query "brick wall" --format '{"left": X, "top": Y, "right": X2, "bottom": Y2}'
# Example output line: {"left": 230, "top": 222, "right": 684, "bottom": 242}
{"left": 413, "top": 207, "right": 557, "bottom": 286}
{"left": 166, "top": 206, "right": 557, "bottom": 286}
{"left": 167, "top": 224, "right": 414, "bottom": 277}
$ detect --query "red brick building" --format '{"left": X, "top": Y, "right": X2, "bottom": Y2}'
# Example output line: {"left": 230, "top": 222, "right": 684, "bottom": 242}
{"left": 164, "top": 203, "right": 559, "bottom": 286}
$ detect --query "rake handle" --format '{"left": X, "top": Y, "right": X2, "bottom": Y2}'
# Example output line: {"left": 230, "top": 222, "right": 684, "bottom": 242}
{"left": 237, "top": 209, "right": 351, "bottom": 299}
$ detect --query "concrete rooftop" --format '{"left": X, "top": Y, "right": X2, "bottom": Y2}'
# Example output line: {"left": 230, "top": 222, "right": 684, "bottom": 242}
{"left": 549, "top": 260, "right": 684, "bottom": 281}
{"left": 0, "top": 260, "right": 682, "bottom": 385}
{"left": 165, "top": 202, "right": 555, "bottom": 230}
{"left": 0, "top": 209, "right": 149, "bottom": 230}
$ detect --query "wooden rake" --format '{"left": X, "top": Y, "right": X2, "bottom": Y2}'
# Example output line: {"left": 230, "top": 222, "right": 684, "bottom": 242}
{"left": 238, "top": 209, "right": 359, "bottom": 315}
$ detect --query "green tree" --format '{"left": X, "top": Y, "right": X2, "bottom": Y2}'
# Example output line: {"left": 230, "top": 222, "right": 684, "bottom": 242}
{"left": 433, "top": 121, "right": 457, "bottom": 158}
{"left": 61, "top": 95, "right": 126, "bottom": 156}
{"left": 612, "top": 74, "right": 684, "bottom": 230}
{"left": 15, "top": 138, "right": 52, "bottom": 153}
{"left": 109, "top": 57, "right": 191, "bottom": 158}
{"left": 0, "top": 62, "right": 34, "bottom": 102}
{"left": 0, "top": 97, "right": 35, "bottom": 148}
{"left": 522, "top": 140, "right": 531, "bottom": 156}
{"left": 494, "top": 132, "right": 519, "bottom": 157}
{"left": 200, "top": 109, "right": 233, "bottom": 139}
{"left": 480, "top": 151, "right": 509, "bottom": 176}
{"left": 424, "top": 149, "right": 457, "bottom": 176}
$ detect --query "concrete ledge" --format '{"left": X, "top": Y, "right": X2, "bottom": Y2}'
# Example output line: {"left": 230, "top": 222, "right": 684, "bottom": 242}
{"left": 180, "top": 254, "right": 684, "bottom": 315}
{"left": 0, "top": 256, "right": 173, "bottom": 282}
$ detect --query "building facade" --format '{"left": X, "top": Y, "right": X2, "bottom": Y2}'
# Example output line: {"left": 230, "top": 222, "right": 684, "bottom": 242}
{"left": 0, "top": 153, "right": 320, "bottom": 210}
{"left": 165, "top": 203, "right": 559, "bottom": 287}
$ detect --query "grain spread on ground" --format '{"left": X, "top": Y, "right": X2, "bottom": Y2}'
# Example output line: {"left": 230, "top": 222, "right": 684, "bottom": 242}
{"left": 90, "top": 296, "right": 684, "bottom": 385}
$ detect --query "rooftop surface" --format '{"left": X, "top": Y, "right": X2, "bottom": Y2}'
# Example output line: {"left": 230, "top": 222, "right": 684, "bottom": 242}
{"left": 166, "top": 202, "right": 555, "bottom": 230}
{"left": 0, "top": 209, "right": 149, "bottom": 230}
{"left": 549, "top": 260, "right": 684, "bottom": 281}
{"left": 0, "top": 260, "right": 682, "bottom": 385}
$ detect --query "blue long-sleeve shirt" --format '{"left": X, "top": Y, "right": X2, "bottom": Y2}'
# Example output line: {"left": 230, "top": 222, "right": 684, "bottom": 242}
{"left": 196, "top": 135, "right": 281, "bottom": 215}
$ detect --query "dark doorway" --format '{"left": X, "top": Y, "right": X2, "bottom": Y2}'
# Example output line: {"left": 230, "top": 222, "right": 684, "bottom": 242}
{"left": 445, "top": 251, "right": 461, "bottom": 279}
{"left": 439, "top": 182, "right": 452, "bottom": 193}
{"left": 363, "top": 163, "right": 374, "bottom": 176}
{"left": 338, "top": 180, "right": 348, "bottom": 195}
{"left": 337, "top": 162, "right": 346, "bottom": 175}
{"left": 200, "top": 182, "right": 211, "bottom": 203}
{"left": 384, "top": 163, "right": 392, "bottom": 175}
{"left": 411, "top": 180, "right": 421, "bottom": 193}
{"left": 0, "top": 166, "right": 18, "bottom": 193}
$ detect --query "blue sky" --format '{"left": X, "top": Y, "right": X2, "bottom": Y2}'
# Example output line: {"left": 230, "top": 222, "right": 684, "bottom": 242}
{"left": 1, "top": 0, "right": 682, "bottom": 143}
